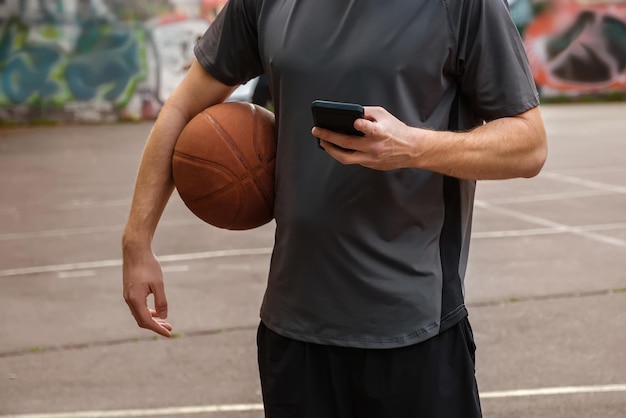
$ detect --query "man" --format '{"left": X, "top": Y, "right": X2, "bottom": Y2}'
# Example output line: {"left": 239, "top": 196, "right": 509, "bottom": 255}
{"left": 122, "top": 0, "right": 547, "bottom": 417}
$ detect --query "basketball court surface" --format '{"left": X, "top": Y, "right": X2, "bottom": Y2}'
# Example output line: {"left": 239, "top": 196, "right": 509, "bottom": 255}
{"left": 0, "top": 102, "right": 625, "bottom": 417}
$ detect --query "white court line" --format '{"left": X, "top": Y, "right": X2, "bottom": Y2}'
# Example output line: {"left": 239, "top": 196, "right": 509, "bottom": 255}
{"left": 52, "top": 199, "right": 131, "bottom": 210}
{"left": 0, "top": 248, "right": 273, "bottom": 278}
{"left": 483, "top": 189, "right": 614, "bottom": 205}
{"left": 555, "top": 166, "right": 626, "bottom": 176}
{"left": 1, "top": 171, "right": 621, "bottom": 242}
{"left": 0, "top": 199, "right": 131, "bottom": 216}
{"left": 0, "top": 403, "right": 264, "bottom": 418}
{"left": 3, "top": 219, "right": 626, "bottom": 278}
{"left": 472, "top": 222, "right": 626, "bottom": 239}
{"left": 1, "top": 385, "right": 625, "bottom": 418}
{"left": 0, "top": 189, "right": 614, "bottom": 241}
{"left": 540, "top": 171, "right": 626, "bottom": 194}
{"left": 0, "top": 220, "right": 199, "bottom": 241}
{"left": 57, "top": 270, "right": 96, "bottom": 279}
{"left": 217, "top": 263, "right": 253, "bottom": 271}
{"left": 474, "top": 200, "right": 626, "bottom": 248}
{"left": 481, "top": 169, "right": 626, "bottom": 204}
{"left": 161, "top": 265, "right": 190, "bottom": 273}
{"left": 481, "top": 384, "right": 626, "bottom": 399}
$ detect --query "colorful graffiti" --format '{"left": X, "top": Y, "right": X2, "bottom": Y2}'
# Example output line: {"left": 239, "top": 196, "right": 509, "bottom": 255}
{"left": 0, "top": 17, "right": 144, "bottom": 105}
{"left": 0, "top": 0, "right": 224, "bottom": 123}
{"left": 512, "top": 0, "right": 626, "bottom": 98}
{"left": 0, "top": 0, "right": 624, "bottom": 124}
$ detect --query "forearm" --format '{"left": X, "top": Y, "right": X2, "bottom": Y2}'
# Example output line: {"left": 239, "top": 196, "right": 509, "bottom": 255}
{"left": 122, "top": 105, "right": 187, "bottom": 248}
{"left": 315, "top": 105, "right": 547, "bottom": 178}
{"left": 123, "top": 60, "right": 235, "bottom": 249}
{"left": 417, "top": 107, "right": 547, "bottom": 180}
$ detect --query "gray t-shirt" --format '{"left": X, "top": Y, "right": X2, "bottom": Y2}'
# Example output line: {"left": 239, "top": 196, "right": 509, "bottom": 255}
{"left": 195, "top": 0, "right": 539, "bottom": 348}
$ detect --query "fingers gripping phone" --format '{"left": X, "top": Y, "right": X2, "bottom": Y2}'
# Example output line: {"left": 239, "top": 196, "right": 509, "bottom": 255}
{"left": 311, "top": 100, "right": 365, "bottom": 137}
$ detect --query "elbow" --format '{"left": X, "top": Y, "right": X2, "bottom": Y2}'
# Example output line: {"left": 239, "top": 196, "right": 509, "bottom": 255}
{"left": 522, "top": 151, "right": 546, "bottom": 178}
{"left": 520, "top": 106, "right": 548, "bottom": 178}
{"left": 521, "top": 136, "right": 548, "bottom": 179}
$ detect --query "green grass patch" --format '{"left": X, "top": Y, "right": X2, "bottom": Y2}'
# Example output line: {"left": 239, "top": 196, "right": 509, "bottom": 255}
{"left": 541, "top": 92, "right": 626, "bottom": 104}
{"left": 0, "top": 119, "right": 21, "bottom": 128}
{"left": 29, "top": 118, "right": 60, "bottom": 127}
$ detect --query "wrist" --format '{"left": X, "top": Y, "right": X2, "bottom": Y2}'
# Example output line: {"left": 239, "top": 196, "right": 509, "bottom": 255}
{"left": 122, "top": 228, "right": 152, "bottom": 253}
{"left": 408, "top": 127, "right": 440, "bottom": 170}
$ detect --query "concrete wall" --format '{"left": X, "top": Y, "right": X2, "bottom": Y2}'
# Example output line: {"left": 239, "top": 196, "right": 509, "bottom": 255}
{"left": 1, "top": 0, "right": 625, "bottom": 124}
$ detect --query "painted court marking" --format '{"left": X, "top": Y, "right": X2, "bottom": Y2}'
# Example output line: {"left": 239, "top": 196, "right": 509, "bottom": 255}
{"left": 540, "top": 171, "right": 626, "bottom": 195}
{"left": 472, "top": 221, "right": 626, "bottom": 239}
{"left": 56, "top": 270, "right": 96, "bottom": 279}
{"left": 474, "top": 200, "right": 626, "bottom": 248}
{"left": 3, "top": 216, "right": 626, "bottom": 278}
{"left": 0, "top": 248, "right": 274, "bottom": 278}
{"left": 1, "top": 385, "right": 624, "bottom": 418}
{"left": 160, "top": 264, "right": 190, "bottom": 273}
{"left": 0, "top": 219, "right": 199, "bottom": 241}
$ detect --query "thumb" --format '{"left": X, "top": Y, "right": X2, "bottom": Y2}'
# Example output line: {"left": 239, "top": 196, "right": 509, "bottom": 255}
{"left": 152, "top": 281, "right": 169, "bottom": 319}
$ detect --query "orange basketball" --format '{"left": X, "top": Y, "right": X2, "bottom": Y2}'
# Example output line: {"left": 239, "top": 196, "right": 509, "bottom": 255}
{"left": 172, "top": 102, "right": 276, "bottom": 230}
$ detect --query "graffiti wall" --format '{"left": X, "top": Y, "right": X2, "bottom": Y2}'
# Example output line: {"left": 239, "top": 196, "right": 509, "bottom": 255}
{"left": 0, "top": 0, "right": 223, "bottom": 123}
{"left": 511, "top": 0, "right": 626, "bottom": 99}
{"left": 0, "top": 0, "right": 625, "bottom": 124}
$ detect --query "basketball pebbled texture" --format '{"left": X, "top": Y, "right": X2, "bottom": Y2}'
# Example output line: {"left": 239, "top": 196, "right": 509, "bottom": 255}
{"left": 172, "top": 102, "right": 276, "bottom": 230}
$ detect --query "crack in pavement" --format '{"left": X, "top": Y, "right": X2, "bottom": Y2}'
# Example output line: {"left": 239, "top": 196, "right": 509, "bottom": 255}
{"left": 1, "top": 288, "right": 624, "bottom": 359}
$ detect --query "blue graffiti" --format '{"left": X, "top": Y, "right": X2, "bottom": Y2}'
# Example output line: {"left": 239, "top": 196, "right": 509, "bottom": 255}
{"left": 65, "top": 24, "right": 142, "bottom": 101}
{"left": 3, "top": 45, "right": 62, "bottom": 103}
{"left": 0, "top": 19, "right": 63, "bottom": 104}
{"left": 0, "top": 13, "right": 144, "bottom": 105}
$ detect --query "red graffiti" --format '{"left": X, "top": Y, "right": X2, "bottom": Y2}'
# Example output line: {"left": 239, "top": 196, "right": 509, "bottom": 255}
{"left": 524, "top": 0, "right": 626, "bottom": 94}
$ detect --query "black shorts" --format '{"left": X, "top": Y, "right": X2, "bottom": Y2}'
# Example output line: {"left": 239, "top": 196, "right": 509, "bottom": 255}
{"left": 257, "top": 318, "right": 482, "bottom": 418}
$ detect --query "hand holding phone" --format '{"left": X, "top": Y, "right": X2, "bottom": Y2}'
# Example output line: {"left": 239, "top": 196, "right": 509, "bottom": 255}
{"left": 311, "top": 100, "right": 365, "bottom": 137}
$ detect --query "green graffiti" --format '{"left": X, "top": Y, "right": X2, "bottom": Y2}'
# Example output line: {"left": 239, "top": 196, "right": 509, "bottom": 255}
{"left": 0, "top": 16, "right": 146, "bottom": 108}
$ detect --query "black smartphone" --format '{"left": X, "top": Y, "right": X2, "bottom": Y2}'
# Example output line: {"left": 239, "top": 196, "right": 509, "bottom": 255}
{"left": 311, "top": 100, "right": 365, "bottom": 136}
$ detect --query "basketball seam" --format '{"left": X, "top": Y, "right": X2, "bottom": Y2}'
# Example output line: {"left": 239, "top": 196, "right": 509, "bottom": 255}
{"left": 203, "top": 104, "right": 274, "bottom": 211}
{"left": 201, "top": 108, "right": 255, "bottom": 227}
{"left": 202, "top": 109, "right": 252, "bottom": 172}
{"left": 173, "top": 150, "right": 241, "bottom": 179}
{"left": 249, "top": 104, "right": 274, "bottom": 209}
{"left": 173, "top": 153, "right": 260, "bottom": 206}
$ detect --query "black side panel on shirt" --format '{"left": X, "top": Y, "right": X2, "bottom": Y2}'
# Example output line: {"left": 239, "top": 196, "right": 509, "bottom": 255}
{"left": 440, "top": 90, "right": 468, "bottom": 331}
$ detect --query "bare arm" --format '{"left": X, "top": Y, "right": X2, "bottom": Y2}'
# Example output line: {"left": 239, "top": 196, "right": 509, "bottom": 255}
{"left": 122, "top": 60, "right": 235, "bottom": 337}
{"left": 313, "top": 105, "right": 547, "bottom": 180}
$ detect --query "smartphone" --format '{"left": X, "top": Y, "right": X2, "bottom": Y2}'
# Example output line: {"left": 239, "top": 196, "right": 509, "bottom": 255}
{"left": 311, "top": 100, "right": 365, "bottom": 136}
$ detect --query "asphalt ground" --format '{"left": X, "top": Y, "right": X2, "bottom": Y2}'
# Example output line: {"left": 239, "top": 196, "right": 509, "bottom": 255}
{"left": 0, "top": 102, "right": 625, "bottom": 418}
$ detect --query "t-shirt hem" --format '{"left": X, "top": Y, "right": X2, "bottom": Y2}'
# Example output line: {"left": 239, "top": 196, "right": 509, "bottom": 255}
{"left": 483, "top": 94, "right": 541, "bottom": 122}
{"left": 439, "top": 304, "right": 469, "bottom": 334}
{"left": 260, "top": 305, "right": 468, "bottom": 349}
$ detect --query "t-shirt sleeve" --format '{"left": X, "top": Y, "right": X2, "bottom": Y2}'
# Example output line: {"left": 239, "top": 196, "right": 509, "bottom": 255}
{"left": 194, "top": 0, "right": 264, "bottom": 86}
{"left": 456, "top": 0, "right": 539, "bottom": 121}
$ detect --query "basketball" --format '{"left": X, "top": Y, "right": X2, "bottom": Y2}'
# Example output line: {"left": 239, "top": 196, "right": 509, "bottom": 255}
{"left": 172, "top": 102, "right": 276, "bottom": 230}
